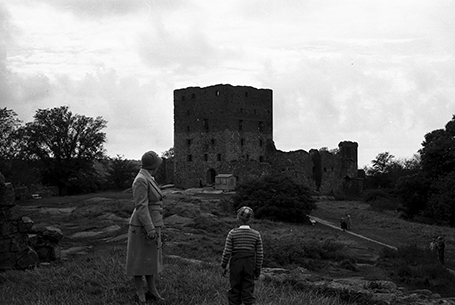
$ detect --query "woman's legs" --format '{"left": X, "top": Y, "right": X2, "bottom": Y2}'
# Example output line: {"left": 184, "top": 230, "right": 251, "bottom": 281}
{"left": 145, "top": 275, "right": 164, "bottom": 300}
{"left": 133, "top": 276, "right": 146, "bottom": 302}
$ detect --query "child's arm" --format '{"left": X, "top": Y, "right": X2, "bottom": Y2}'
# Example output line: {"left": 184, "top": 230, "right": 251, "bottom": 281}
{"left": 221, "top": 230, "right": 234, "bottom": 270}
{"left": 254, "top": 233, "right": 264, "bottom": 279}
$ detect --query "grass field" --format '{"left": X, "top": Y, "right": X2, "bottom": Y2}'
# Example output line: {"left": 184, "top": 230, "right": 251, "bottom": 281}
{"left": 1, "top": 190, "right": 455, "bottom": 304}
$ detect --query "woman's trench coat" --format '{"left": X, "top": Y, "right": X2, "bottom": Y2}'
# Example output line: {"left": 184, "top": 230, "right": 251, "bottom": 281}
{"left": 126, "top": 168, "right": 164, "bottom": 276}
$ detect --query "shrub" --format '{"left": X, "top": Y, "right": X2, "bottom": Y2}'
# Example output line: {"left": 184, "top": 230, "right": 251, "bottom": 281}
{"left": 378, "top": 243, "right": 455, "bottom": 296}
{"left": 232, "top": 174, "right": 316, "bottom": 223}
{"left": 363, "top": 189, "right": 391, "bottom": 202}
{"left": 218, "top": 197, "right": 236, "bottom": 215}
{"left": 395, "top": 173, "right": 429, "bottom": 218}
{"left": 262, "top": 234, "right": 352, "bottom": 271}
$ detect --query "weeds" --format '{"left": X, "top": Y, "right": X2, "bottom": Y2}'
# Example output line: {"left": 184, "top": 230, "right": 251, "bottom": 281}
{"left": 262, "top": 234, "right": 354, "bottom": 271}
{"left": 0, "top": 247, "right": 360, "bottom": 305}
{"left": 378, "top": 243, "right": 455, "bottom": 296}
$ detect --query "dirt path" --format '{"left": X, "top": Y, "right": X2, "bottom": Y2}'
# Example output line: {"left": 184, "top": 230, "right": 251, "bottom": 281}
{"left": 311, "top": 215, "right": 398, "bottom": 250}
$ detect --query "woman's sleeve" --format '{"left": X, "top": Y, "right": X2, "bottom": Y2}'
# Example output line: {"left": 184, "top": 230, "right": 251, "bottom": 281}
{"left": 133, "top": 178, "right": 155, "bottom": 233}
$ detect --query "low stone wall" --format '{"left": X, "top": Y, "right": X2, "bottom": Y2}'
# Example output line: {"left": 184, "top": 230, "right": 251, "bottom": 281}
{"left": 0, "top": 173, "right": 62, "bottom": 270}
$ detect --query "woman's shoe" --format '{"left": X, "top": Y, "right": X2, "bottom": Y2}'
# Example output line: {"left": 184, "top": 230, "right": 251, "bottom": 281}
{"left": 145, "top": 291, "right": 165, "bottom": 302}
{"left": 133, "top": 293, "right": 147, "bottom": 305}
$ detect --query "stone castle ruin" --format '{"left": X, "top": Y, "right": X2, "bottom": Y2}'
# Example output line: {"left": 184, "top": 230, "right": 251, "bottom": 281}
{"left": 0, "top": 172, "right": 63, "bottom": 270}
{"left": 172, "top": 84, "right": 362, "bottom": 196}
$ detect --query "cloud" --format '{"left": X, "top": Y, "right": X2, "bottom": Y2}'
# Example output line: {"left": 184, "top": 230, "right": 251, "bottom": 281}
{"left": 2, "top": 0, "right": 455, "bottom": 167}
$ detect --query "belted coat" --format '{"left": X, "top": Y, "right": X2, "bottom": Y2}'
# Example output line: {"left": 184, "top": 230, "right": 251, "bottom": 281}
{"left": 126, "top": 168, "right": 164, "bottom": 276}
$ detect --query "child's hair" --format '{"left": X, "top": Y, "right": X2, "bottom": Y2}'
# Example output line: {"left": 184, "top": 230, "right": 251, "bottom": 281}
{"left": 237, "top": 206, "right": 254, "bottom": 223}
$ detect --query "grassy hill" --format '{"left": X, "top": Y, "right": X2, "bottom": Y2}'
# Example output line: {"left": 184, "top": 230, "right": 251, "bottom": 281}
{"left": 0, "top": 190, "right": 454, "bottom": 304}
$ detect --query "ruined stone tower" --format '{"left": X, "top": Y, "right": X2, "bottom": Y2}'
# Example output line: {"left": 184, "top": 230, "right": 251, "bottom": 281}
{"left": 173, "top": 83, "right": 361, "bottom": 195}
{"left": 174, "top": 84, "right": 273, "bottom": 188}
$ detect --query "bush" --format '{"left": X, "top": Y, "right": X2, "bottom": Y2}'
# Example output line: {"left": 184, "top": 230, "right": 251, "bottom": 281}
{"left": 395, "top": 173, "right": 430, "bottom": 218}
{"left": 363, "top": 189, "right": 391, "bottom": 202}
{"left": 262, "top": 234, "right": 352, "bottom": 271}
{"left": 378, "top": 244, "right": 455, "bottom": 296}
{"left": 232, "top": 174, "right": 316, "bottom": 223}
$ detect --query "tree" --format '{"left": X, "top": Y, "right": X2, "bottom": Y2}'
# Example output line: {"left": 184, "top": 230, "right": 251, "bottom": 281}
{"left": 107, "top": 155, "right": 138, "bottom": 189}
{"left": 232, "top": 174, "right": 316, "bottom": 223}
{"left": 395, "top": 115, "right": 455, "bottom": 225}
{"left": 19, "top": 106, "right": 107, "bottom": 195}
{"left": 367, "top": 152, "right": 396, "bottom": 175}
{"left": 364, "top": 152, "right": 420, "bottom": 189}
{"left": 420, "top": 115, "right": 455, "bottom": 179}
{"left": 395, "top": 172, "right": 430, "bottom": 218}
{"left": 0, "top": 108, "right": 26, "bottom": 182}
{"left": 0, "top": 107, "right": 22, "bottom": 160}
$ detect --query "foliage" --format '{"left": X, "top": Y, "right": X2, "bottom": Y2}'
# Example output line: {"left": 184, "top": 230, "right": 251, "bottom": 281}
{"left": 422, "top": 172, "right": 455, "bottom": 226}
{"left": 106, "top": 155, "right": 138, "bottom": 190}
{"left": 0, "top": 247, "right": 354, "bottom": 305}
{"left": 17, "top": 106, "right": 107, "bottom": 195}
{"left": 392, "top": 115, "right": 455, "bottom": 225}
{"left": 394, "top": 172, "right": 430, "bottom": 218}
{"left": 420, "top": 116, "right": 455, "bottom": 179}
{"left": 262, "top": 234, "right": 352, "bottom": 271}
{"left": 363, "top": 189, "right": 401, "bottom": 212}
{"left": 378, "top": 244, "right": 455, "bottom": 295}
{"left": 232, "top": 174, "right": 316, "bottom": 223}
{"left": 0, "top": 107, "right": 22, "bottom": 159}
{"left": 363, "top": 189, "right": 391, "bottom": 202}
{"left": 363, "top": 152, "right": 420, "bottom": 189}
{"left": 0, "top": 108, "right": 23, "bottom": 175}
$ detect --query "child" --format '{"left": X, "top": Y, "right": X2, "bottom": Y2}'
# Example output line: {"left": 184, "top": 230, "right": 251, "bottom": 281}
{"left": 221, "top": 206, "right": 264, "bottom": 305}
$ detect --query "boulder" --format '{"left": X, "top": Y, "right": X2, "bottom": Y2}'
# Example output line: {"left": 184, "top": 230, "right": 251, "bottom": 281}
{"left": 40, "top": 226, "right": 64, "bottom": 243}
{"left": 16, "top": 247, "right": 39, "bottom": 269}
{"left": 15, "top": 186, "right": 31, "bottom": 201}
{"left": 0, "top": 181, "right": 15, "bottom": 210}
{"left": 165, "top": 200, "right": 201, "bottom": 218}
{"left": 164, "top": 214, "right": 195, "bottom": 227}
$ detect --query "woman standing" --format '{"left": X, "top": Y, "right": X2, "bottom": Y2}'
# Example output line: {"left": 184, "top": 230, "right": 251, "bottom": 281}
{"left": 126, "top": 151, "right": 165, "bottom": 304}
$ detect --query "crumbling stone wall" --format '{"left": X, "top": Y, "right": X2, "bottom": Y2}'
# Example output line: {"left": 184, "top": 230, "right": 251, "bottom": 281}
{"left": 174, "top": 84, "right": 273, "bottom": 189}
{"left": 265, "top": 140, "right": 361, "bottom": 195}
{"left": 0, "top": 172, "right": 62, "bottom": 270}
{"left": 172, "top": 84, "right": 362, "bottom": 195}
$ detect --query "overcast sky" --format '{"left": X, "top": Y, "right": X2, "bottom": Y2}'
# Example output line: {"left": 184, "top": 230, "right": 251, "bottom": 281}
{"left": 1, "top": 0, "right": 454, "bottom": 168}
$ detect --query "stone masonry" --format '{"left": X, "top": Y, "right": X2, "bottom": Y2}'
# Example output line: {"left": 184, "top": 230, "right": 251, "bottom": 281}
{"left": 173, "top": 84, "right": 362, "bottom": 195}
{"left": 0, "top": 172, "right": 63, "bottom": 270}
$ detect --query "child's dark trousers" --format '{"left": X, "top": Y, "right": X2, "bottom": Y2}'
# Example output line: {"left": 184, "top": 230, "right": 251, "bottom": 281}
{"left": 228, "top": 252, "right": 256, "bottom": 305}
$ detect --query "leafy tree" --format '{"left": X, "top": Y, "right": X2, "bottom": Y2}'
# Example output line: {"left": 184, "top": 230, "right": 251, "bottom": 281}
{"left": 232, "top": 174, "right": 316, "bottom": 223}
{"left": 420, "top": 115, "right": 455, "bottom": 179}
{"left": 0, "top": 108, "right": 22, "bottom": 171}
{"left": 423, "top": 172, "right": 455, "bottom": 226}
{"left": 395, "top": 172, "right": 430, "bottom": 218}
{"left": 364, "top": 152, "right": 420, "bottom": 189}
{"left": 367, "top": 152, "right": 395, "bottom": 175}
{"left": 107, "top": 155, "right": 138, "bottom": 189}
{"left": 18, "top": 106, "right": 107, "bottom": 195}
{"left": 395, "top": 115, "right": 455, "bottom": 225}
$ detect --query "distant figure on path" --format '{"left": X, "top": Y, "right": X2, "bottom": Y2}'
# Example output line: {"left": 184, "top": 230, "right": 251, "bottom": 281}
{"left": 345, "top": 213, "right": 351, "bottom": 230}
{"left": 221, "top": 206, "right": 264, "bottom": 305}
{"left": 126, "top": 151, "right": 166, "bottom": 305}
{"left": 340, "top": 217, "right": 348, "bottom": 231}
{"left": 436, "top": 236, "right": 446, "bottom": 265}
{"left": 429, "top": 237, "right": 438, "bottom": 258}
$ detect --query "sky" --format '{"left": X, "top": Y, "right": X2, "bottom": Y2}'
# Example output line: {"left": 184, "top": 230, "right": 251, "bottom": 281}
{"left": 1, "top": 0, "right": 454, "bottom": 168}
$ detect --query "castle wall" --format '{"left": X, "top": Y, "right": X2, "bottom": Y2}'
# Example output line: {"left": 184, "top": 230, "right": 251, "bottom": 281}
{"left": 172, "top": 84, "right": 362, "bottom": 195}
{"left": 174, "top": 84, "right": 273, "bottom": 188}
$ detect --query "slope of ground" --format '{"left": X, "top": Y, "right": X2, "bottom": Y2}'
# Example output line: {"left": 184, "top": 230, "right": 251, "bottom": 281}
{"left": 11, "top": 190, "right": 455, "bottom": 299}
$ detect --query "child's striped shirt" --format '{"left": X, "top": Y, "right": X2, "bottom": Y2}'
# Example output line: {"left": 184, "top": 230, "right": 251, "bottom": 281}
{"left": 221, "top": 225, "right": 264, "bottom": 270}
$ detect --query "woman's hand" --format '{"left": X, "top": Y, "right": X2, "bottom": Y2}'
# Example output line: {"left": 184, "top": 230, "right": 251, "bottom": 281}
{"left": 147, "top": 230, "right": 157, "bottom": 240}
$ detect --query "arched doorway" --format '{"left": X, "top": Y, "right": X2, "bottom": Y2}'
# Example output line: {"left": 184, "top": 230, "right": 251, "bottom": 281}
{"left": 206, "top": 168, "right": 216, "bottom": 185}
